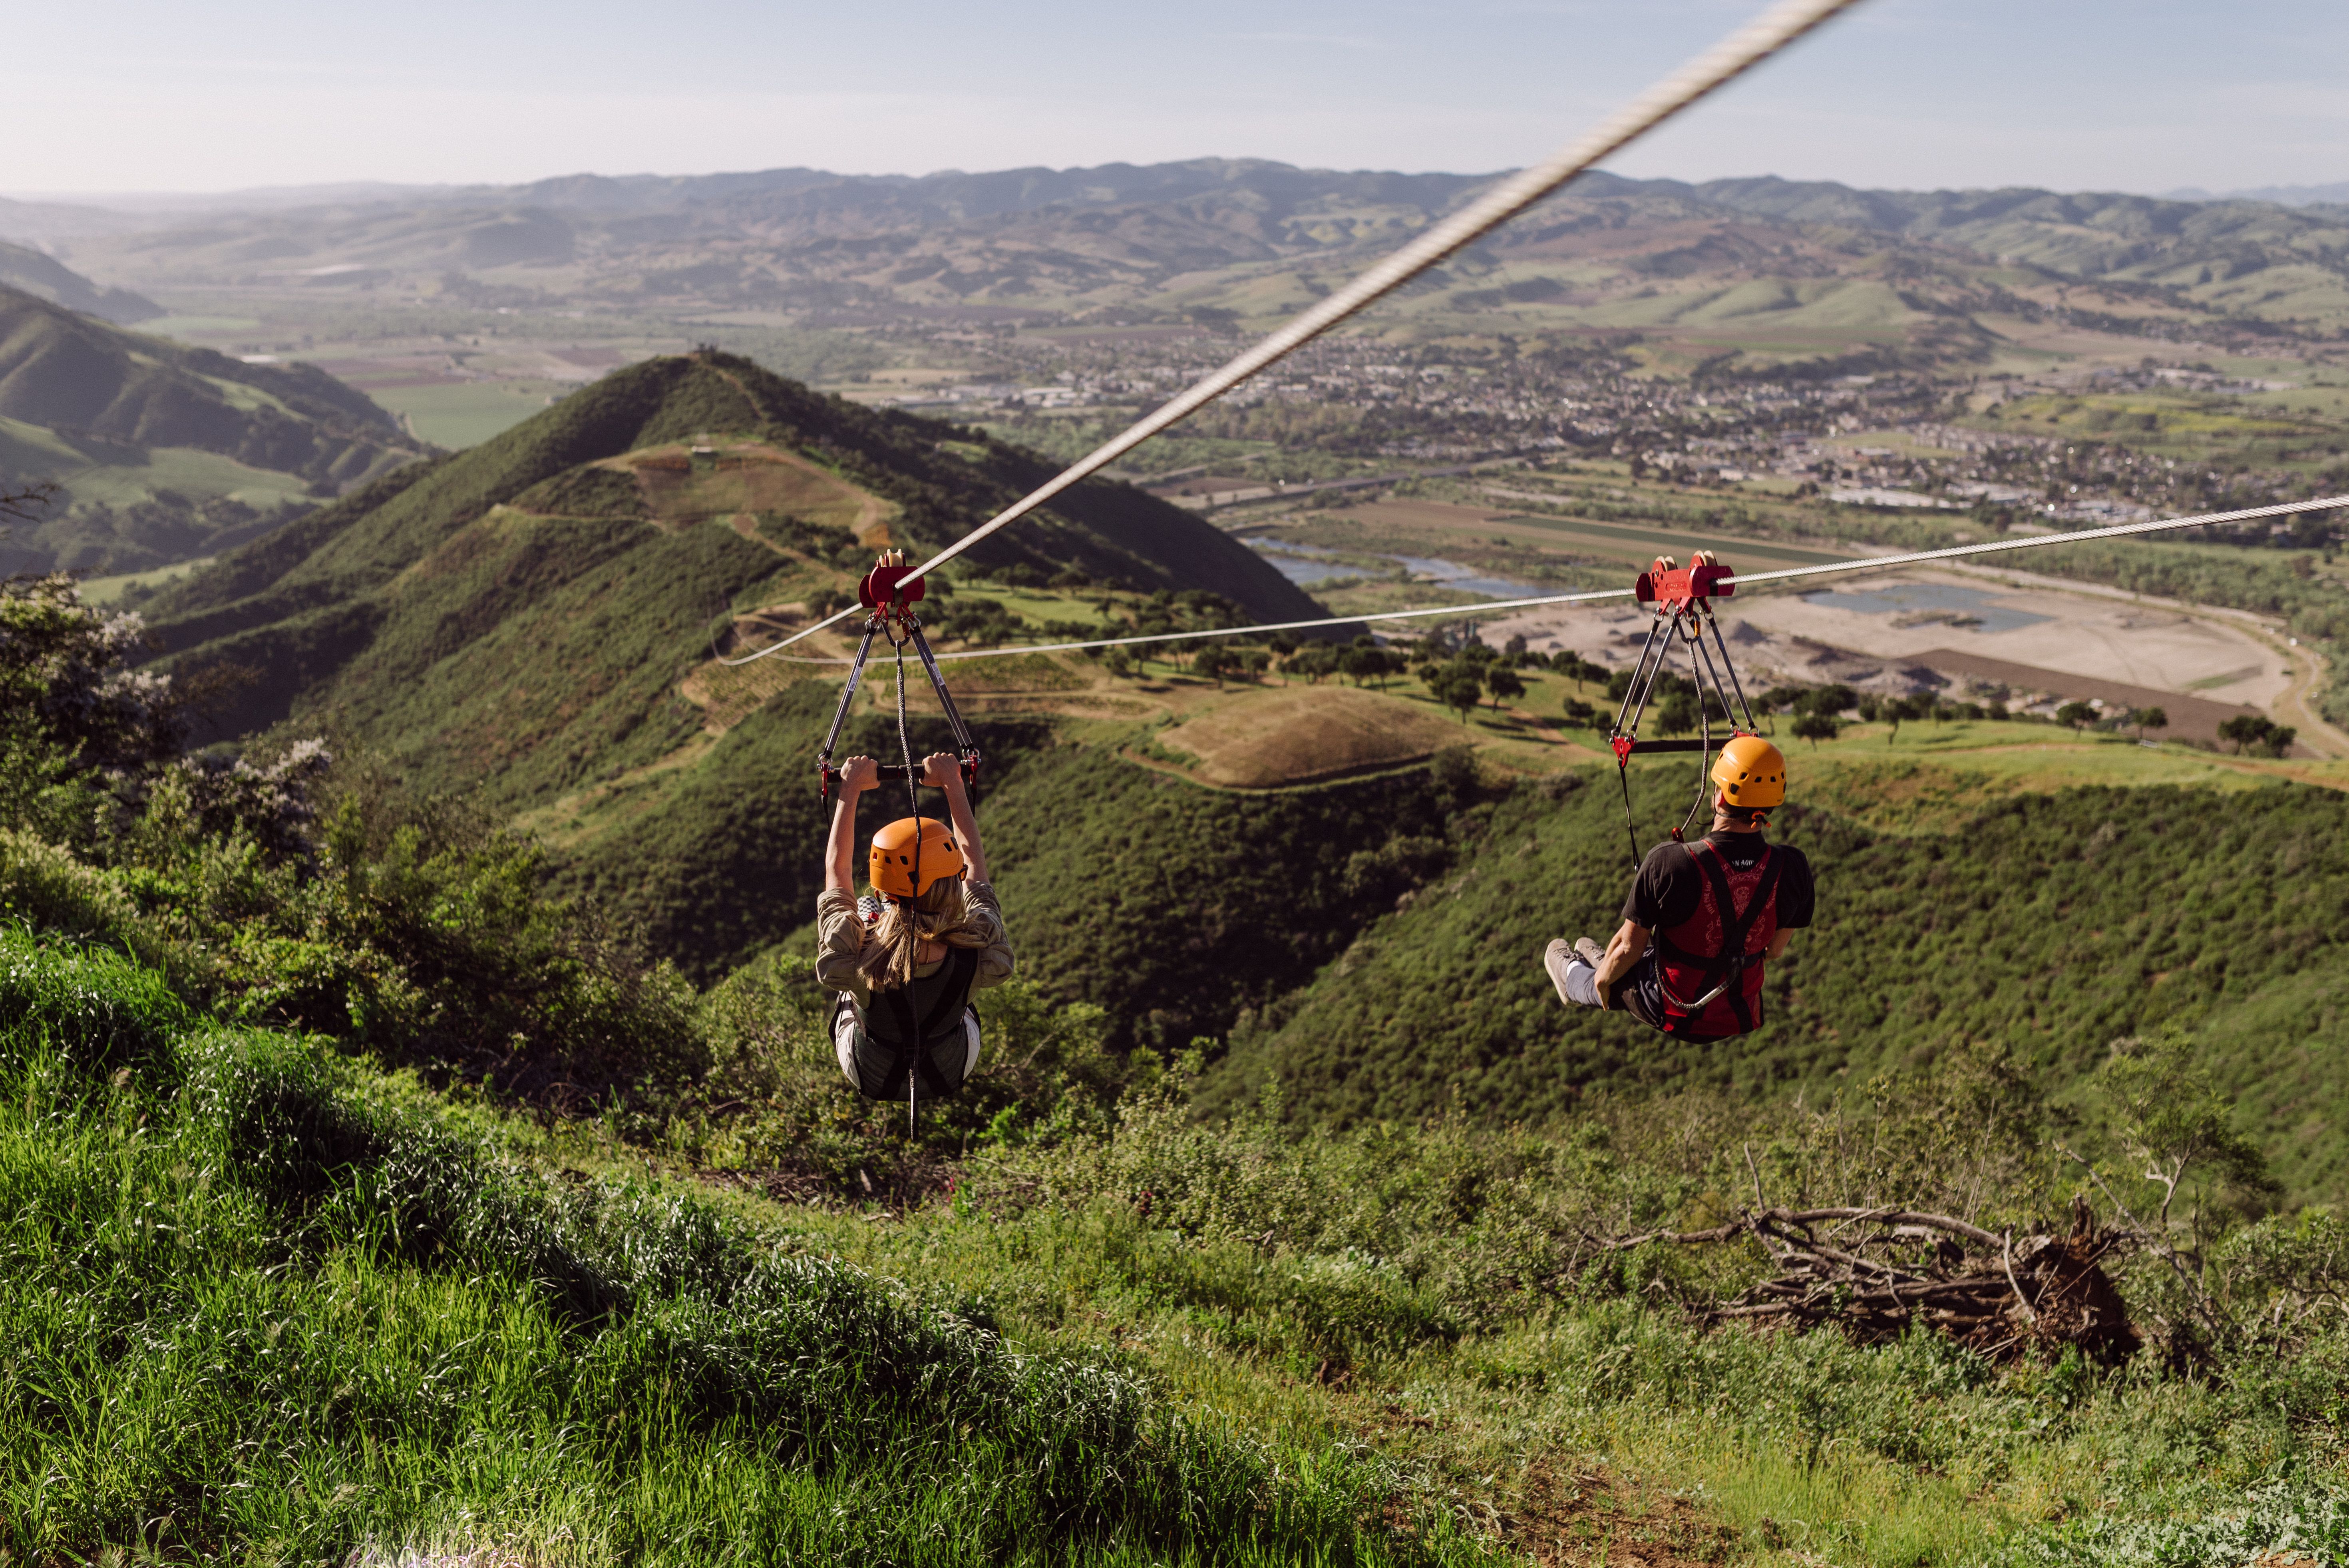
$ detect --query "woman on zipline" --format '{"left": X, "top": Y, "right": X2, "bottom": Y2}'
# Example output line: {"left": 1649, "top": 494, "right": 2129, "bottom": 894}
{"left": 817, "top": 752, "right": 1014, "bottom": 1099}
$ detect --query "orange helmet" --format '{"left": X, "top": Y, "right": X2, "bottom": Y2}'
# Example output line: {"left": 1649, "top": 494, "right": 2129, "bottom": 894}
{"left": 1710, "top": 733, "right": 1786, "bottom": 809}
{"left": 869, "top": 816, "right": 965, "bottom": 899}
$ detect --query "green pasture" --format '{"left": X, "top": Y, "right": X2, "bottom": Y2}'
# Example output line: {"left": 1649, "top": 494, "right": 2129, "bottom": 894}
{"left": 135, "top": 314, "right": 264, "bottom": 338}
{"left": 0, "top": 419, "right": 316, "bottom": 513}
{"left": 371, "top": 378, "right": 578, "bottom": 448}
{"left": 1976, "top": 391, "right": 2326, "bottom": 461}
{"left": 76, "top": 555, "right": 213, "bottom": 606}
{"left": 1475, "top": 509, "right": 1852, "bottom": 568}
{"left": 952, "top": 581, "right": 1118, "bottom": 629}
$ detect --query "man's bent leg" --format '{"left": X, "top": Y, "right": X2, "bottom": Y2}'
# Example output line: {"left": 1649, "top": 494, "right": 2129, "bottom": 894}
{"left": 1614, "top": 951, "right": 1667, "bottom": 1028}
{"left": 1544, "top": 939, "right": 1607, "bottom": 1009}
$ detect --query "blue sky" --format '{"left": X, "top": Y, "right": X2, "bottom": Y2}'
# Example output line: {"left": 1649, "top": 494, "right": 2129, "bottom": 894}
{"left": 12, "top": 0, "right": 2347, "bottom": 197}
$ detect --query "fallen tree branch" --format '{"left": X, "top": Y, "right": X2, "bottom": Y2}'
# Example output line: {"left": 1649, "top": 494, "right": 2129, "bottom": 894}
{"left": 1580, "top": 1200, "right": 2140, "bottom": 1362}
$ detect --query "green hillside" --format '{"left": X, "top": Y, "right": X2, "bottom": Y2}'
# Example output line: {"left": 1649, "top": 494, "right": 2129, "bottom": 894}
{"left": 16, "top": 538, "right": 2349, "bottom": 1566}
{"left": 0, "top": 238, "right": 160, "bottom": 322}
{"left": 0, "top": 284, "right": 423, "bottom": 573}
{"left": 144, "top": 349, "right": 1325, "bottom": 793}
{"left": 0, "top": 933, "right": 1487, "bottom": 1567}
{"left": 1192, "top": 762, "right": 2349, "bottom": 1195}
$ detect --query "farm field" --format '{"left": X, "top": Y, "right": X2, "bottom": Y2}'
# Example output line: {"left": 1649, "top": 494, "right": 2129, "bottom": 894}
{"left": 76, "top": 554, "right": 213, "bottom": 605}
{"left": 0, "top": 417, "right": 317, "bottom": 517}
{"left": 369, "top": 377, "right": 580, "bottom": 448}
{"left": 1468, "top": 493, "right": 1859, "bottom": 567}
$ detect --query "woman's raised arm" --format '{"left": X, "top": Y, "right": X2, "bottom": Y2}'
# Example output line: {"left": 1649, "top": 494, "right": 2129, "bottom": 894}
{"left": 921, "top": 753, "right": 985, "bottom": 882}
{"left": 825, "top": 755, "right": 879, "bottom": 892}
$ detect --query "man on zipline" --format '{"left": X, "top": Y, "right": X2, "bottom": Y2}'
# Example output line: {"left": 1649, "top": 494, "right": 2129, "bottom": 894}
{"left": 1544, "top": 735, "right": 1814, "bottom": 1039}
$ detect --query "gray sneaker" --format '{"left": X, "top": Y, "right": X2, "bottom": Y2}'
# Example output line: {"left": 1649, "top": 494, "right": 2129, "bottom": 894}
{"left": 1543, "top": 939, "right": 1577, "bottom": 1006}
{"left": 1574, "top": 936, "right": 1605, "bottom": 969}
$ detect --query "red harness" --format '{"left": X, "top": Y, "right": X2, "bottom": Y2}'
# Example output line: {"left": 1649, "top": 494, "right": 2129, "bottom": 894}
{"left": 1653, "top": 840, "right": 1783, "bottom": 1037}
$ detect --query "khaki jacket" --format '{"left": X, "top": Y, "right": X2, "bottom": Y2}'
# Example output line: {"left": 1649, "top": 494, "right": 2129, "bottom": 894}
{"left": 814, "top": 879, "right": 1014, "bottom": 1009}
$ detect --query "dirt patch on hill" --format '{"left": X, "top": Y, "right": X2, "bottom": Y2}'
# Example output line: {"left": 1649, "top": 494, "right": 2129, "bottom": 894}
{"left": 610, "top": 442, "right": 892, "bottom": 542}
{"left": 1158, "top": 686, "right": 1465, "bottom": 786}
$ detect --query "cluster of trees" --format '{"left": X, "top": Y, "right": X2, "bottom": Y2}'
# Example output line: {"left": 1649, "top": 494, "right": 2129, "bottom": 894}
{"left": 2219, "top": 713, "right": 2297, "bottom": 757}
{"left": 1402, "top": 636, "right": 1530, "bottom": 724}
{"left": 2053, "top": 700, "right": 2172, "bottom": 738}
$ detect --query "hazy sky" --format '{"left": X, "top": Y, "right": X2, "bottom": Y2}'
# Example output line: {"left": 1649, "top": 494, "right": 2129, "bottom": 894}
{"left": 12, "top": 0, "right": 2346, "bottom": 198}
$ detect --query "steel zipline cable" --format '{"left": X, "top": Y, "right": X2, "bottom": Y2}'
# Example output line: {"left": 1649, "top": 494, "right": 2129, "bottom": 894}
{"left": 733, "top": 493, "right": 2349, "bottom": 666}
{"left": 719, "top": 0, "right": 1871, "bottom": 669}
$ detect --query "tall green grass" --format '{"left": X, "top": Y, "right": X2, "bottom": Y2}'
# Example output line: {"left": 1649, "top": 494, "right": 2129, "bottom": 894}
{"left": 0, "top": 930, "right": 1497, "bottom": 1566}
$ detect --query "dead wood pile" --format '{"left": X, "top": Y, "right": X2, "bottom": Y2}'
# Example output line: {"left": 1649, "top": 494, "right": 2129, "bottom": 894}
{"left": 1604, "top": 1198, "right": 2139, "bottom": 1362}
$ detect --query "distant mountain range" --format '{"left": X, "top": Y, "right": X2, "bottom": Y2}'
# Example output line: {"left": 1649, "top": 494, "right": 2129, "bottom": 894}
{"left": 27, "top": 160, "right": 2349, "bottom": 338}
{"left": 2165, "top": 181, "right": 2349, "bottom": 207}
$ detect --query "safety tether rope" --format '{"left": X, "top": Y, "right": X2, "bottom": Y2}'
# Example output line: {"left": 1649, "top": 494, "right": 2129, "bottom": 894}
{"left": 739, "top": 493, "right": 2349, "bottom": 667}
{"left": 719, "top": 0, "right": 1872, "bottom": 668}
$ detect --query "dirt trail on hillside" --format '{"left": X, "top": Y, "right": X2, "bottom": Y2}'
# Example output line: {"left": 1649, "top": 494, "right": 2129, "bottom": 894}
{"left": 704, "top": 360, "right": 892, "bottom": 545}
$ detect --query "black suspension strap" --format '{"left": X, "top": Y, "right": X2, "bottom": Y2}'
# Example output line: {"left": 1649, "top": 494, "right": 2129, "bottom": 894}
{"left": 816, "top": 621, "right": 880, "bottom": 818}
{"left": 909, "top": 623, "right": 983, "bottom": 807}
{"left": 1672, "top": 614, "right": 1711, "bottom": 845}
{"left": 1703, "top": 604, "right": 1761, "bottom": 733}
{"left": 889, "top": 622, "right": 925, "bottom": 1138}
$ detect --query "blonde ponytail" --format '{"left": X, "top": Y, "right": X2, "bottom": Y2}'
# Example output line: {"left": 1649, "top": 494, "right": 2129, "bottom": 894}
{"left": 855, "top": 875, "right": 989, "bottom": 991}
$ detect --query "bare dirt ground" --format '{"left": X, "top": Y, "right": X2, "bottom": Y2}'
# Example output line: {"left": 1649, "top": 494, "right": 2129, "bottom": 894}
{"left": 612, "top": 440, "right": 893, "bottom": 542}
{"left": 1728, "top": 570, "right": 2290, "bottom": 706}
{"left": 1157, "top": 684, "right": 1466, "bottom": 786}
{"left": 1481, "top": 566, "right": 2322, "bottom": 739}
{"left": 1500, "top": 1459, "right": 1746, "bottom": 1568}
{"left": 1331, "top": 497, "right": 1521, "bottom": 532}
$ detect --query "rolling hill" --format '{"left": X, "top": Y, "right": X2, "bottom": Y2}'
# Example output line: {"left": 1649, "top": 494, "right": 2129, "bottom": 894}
{"left": 0, "top": 282, "right": 423, "bottom": 574}
{"left": 0, "top": 240, "right": 160, "bottom": 322}
{"left": 145, "top": 346, "right": 1324, "bottom": 794}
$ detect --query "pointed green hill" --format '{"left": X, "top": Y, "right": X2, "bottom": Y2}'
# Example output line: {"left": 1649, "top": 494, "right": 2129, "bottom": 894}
{"left": 139, "top": 350, "right": 1332, "bottom": 980}
{"left": 147, "top": 350, "right": 1325, "bottom": 802}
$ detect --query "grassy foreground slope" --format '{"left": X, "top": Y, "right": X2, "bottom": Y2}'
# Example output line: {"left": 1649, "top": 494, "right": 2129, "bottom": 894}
{"left": 0, "top": 929, "right": 1490, "bottom": 1567}
{"left": 17, "top": 570, "right": 2349, "bottom": 1567}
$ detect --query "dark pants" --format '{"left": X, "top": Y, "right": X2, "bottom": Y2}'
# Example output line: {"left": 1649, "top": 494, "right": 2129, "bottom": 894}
{"left": 1562, "top": 947, "right": 1668, "bottom": 1029}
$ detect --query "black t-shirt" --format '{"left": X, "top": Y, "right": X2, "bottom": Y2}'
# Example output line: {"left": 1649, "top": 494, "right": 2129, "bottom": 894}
{"left": 1623, "top": 831, "right": 1814, "bottom": 934}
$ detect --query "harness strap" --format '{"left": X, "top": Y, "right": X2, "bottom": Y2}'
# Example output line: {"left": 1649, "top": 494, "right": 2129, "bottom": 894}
{"left": 916, "top": 945, "right": 979, "bottom": 1037}
{"left": 1657, "top": 842, "right": 1782, "bottom": 1030}
{"left": 871, "top": 944, "right": 977, "bottom": 1095}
